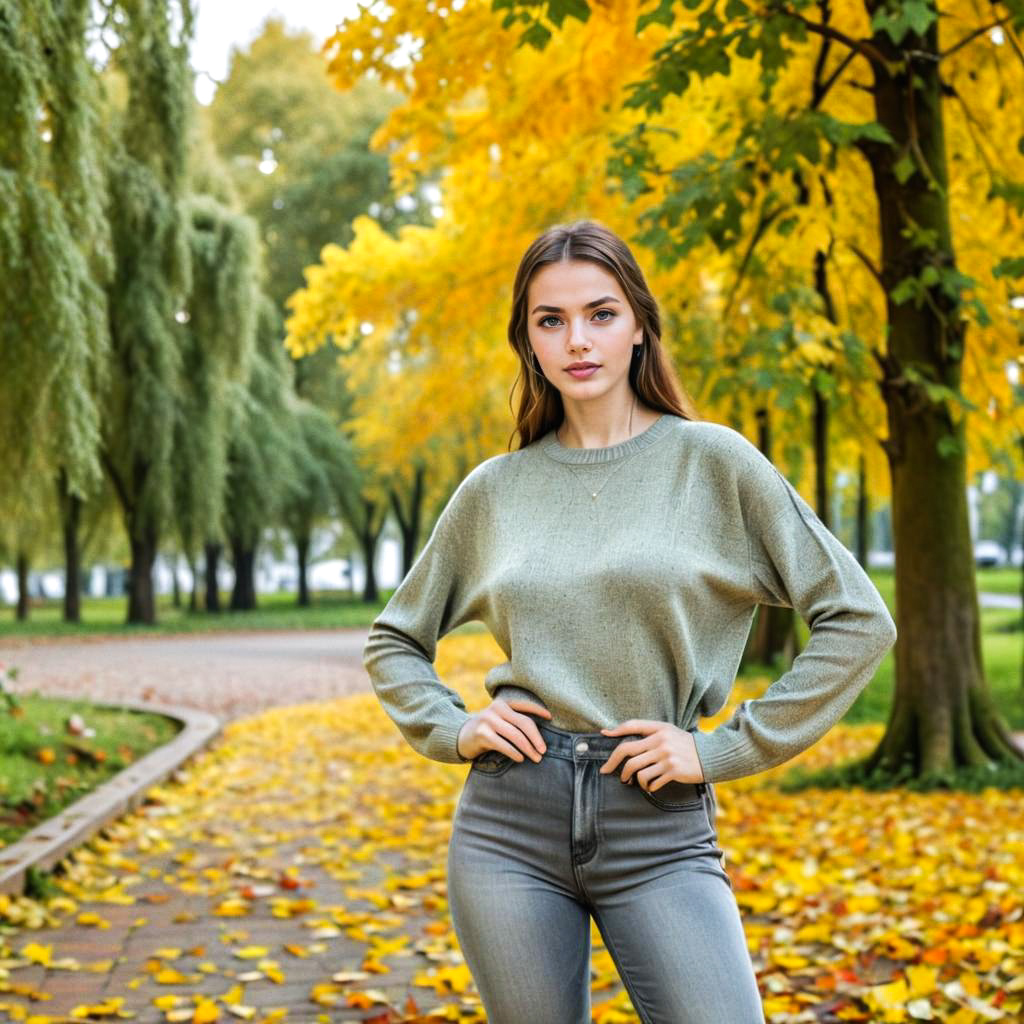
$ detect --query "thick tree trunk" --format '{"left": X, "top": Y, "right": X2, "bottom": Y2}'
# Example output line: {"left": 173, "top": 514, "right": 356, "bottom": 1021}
{"left": 127, "top": 529, "right": 158, "bottom": 624}
{"left": 858, "top": 16, "right": 1023, "bottom": 778}
{"left": 229, "top": 537, "right": 257, "bottom": 610}
{"left": 57, "top": 468, "right": 83, "bottom": 623}
{"left": 16, "top": 552, "right": 29, "bottom": 621}
{"left": 296, "top": 533, "right": 310, "bottom": 607}
{"left": 204, "top": 542, "right": 222, "bottom": 613}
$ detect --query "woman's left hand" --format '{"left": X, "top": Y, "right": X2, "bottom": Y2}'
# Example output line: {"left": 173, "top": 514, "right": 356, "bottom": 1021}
{"left": 598, "top": 720, "right": 706, "bottom": 790}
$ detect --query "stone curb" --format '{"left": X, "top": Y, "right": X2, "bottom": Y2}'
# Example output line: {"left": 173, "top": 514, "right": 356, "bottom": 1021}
{"left": 0, "top": 698, "right": 222, "bottom": 895}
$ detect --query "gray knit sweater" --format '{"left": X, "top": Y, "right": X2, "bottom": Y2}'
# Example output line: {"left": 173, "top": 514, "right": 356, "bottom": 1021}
{"left": 361, "top": 413, "right": 897, "bottom": 783}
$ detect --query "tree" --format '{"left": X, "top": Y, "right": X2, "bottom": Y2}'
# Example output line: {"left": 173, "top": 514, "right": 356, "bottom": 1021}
{"left": 0, "top": 0, "right": 114, "bottom": 622}
{"left": 302, "top": 0, "right": 1024, "bottom": 784}
{"left": 222, "top": 295, "right": 304, "bottom": 611}
{"left": 172, "top": 193, "right": 261, "bottom": 610}
{"left": 99, "top": 0, "right": 196, "bottom": 625}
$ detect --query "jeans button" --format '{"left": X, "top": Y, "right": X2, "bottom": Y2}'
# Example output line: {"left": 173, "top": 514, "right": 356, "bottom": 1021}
{"left": 575, "top": 741, "right": 589, "bottom": 753}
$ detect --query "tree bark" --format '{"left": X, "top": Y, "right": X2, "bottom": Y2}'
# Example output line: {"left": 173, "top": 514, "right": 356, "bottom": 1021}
{"left": 229, "top": 538, "right": 257, "bottom": 610}
{"left": 127, "top": 529, "right": 158, "bottom": 624}
{"left": 186, "top": 553, "right": 199, "bottom": 612}
{"left": 57, "top": 468, "right": 83, "bottom": 623}
{"left": 15, "top": 552, "right": 30, "bottom": 621}
{"left": 204, "top": 542, "right": 222, "bottom": 613}
{"left": 857, "top": 13, "right": 1023, "bottom": 777}
{"left": 296, "top": 532, "right": 310, "bottom": 607}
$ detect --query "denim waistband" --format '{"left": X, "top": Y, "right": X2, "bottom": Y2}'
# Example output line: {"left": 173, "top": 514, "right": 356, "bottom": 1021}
{"left": 533, "top": 718, "right": 700, "bottom": 763}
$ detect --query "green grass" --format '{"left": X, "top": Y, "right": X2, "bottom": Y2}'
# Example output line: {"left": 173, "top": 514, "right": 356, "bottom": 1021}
{"left": 0, "top": 692, "right": 181, "bottom": 848}
{"left": 976, "top": 566, "right": 1024, "bottom": 597}
{"left": 0, "top": 589, "right": 377, "bottom": 637}
{"left": 735, "top": 568, "right": 1024, "bottom": 734}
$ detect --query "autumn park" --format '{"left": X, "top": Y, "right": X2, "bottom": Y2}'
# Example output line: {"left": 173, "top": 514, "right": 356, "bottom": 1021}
{"left": 2, "top": 0, "right": 1024, "bottom": 1021}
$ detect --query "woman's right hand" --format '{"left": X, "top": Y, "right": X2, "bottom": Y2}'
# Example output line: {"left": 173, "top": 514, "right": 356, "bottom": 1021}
{"left": 456, "top": 699, "right": 552, "bottom": 763}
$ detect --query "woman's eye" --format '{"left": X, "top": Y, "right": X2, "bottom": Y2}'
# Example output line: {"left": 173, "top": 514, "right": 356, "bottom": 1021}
{"left": 538, "top": 310, "right": 616, "bottom": 328}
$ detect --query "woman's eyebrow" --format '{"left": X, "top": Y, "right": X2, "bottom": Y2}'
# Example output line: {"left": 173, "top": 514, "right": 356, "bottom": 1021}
{"left": 530, "top": 295, "right": 621, "bottom": 314}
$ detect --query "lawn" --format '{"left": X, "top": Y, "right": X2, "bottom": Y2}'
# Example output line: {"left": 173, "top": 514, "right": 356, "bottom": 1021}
{"left": 0, "top": 688, "right": 181, "bottom": 848}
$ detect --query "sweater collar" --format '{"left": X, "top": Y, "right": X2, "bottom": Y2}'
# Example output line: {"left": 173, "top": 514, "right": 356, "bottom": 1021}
{"left": 540, "top": 412, "right": 675, "bottom": 464}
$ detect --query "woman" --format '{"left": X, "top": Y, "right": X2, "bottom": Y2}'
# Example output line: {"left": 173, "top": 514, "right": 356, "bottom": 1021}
{"left": 362, "top": 220, "right": 897, "bottom": 1024}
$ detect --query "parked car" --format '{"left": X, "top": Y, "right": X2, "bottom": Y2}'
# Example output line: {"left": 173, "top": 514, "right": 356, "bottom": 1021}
{"left": 974, "top": 541, "right": 1008, "bottom": 568}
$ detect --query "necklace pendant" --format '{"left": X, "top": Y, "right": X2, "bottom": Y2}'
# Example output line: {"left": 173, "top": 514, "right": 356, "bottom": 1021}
{"left": 591, "top": 493, "right": 597, "bottom": 499}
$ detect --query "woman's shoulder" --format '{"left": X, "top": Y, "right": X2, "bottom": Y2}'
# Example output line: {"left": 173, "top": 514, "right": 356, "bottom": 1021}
{"left": 667, "top": 416, "right": 765, "bottom": 466}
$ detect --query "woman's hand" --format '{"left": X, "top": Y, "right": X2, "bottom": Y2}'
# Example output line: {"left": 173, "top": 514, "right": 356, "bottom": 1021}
{"left": 456, "top": 699, "right": 552, "bottom": 763}
{"left": 598, "top": 720, "right": 706, "bottom": 790}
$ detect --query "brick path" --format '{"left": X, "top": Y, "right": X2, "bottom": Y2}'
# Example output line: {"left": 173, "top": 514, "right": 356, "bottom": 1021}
{"left": 0, "top": 630, "right": 370, "bottom": 722}
{"left": 0, "top": 630, "right": 479, "bottom": 1023}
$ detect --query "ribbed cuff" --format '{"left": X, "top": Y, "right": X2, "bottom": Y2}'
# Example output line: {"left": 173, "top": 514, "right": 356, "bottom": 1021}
{"left": 691, "top": 728, "right": 757, "bottom": 784}
{"left": 430, "top": 710, "right": 474, "bottom": 764}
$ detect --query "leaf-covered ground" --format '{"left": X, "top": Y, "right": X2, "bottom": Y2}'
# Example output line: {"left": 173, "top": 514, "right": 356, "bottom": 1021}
{"left": 0, "top": 633, "right": 1021, "bottom": 1023}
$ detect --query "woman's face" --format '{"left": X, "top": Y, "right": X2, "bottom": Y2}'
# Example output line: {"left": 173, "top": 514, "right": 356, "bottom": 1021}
{"left": 526, "top": 259, "right": 643, "bottom": 403}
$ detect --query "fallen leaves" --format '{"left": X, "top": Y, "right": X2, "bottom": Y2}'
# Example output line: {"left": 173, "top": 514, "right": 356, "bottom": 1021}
{"left": 0, "top": 634, "right": 1019, "bottom": 1023}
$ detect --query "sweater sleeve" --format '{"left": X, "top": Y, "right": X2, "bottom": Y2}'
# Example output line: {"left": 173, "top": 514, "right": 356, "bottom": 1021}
{"left": 361, "top": 466, "right": 489, "bottom": 765}
{"left": 690, "top": 444, "right": 898, "bottom": 784}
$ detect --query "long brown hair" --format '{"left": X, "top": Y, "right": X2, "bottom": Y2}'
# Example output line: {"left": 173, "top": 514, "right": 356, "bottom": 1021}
{"left": 506, "top": 219, "right": 700, "bottom": 450}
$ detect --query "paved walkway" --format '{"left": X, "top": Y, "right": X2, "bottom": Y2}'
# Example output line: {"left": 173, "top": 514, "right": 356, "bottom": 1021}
{"left": 0, "top": 630, "right": 371, "bottom": 722}
{"left": 0, "top": 630, "right": 481, "bottom": 1023}
{"left": 2, "top": 627, "right": 1022, "bottom": 1023}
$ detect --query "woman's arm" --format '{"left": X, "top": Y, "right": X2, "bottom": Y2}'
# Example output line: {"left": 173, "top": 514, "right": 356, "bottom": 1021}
{"left": 691, "top": 442, "right": 898, "bottom": 784}
{"left": 362, "top": 465, "right": 490, "bottom": 765}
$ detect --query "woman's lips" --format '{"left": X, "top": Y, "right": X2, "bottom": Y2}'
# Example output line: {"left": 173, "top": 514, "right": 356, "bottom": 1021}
{"left": 566, "top": 366, "right": 599, "bottom": 379}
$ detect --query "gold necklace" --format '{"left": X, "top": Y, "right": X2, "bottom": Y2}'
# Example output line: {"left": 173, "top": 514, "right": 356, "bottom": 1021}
{"left": 559, "top": 396, "right": 640, "bottom": 503}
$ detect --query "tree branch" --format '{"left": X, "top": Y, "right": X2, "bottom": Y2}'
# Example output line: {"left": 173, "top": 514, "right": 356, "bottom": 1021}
{"left": 939, "top": 18, "right": 1009, "bottom": 61}
{"left": 768, "top": 6, "right": 888, "bottom": 66}
{"left": 847, "top": 241, "right": 884, "bottom": 288}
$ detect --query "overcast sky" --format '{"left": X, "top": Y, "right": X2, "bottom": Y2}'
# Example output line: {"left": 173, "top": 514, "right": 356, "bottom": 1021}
{"left": 190, "top": 2, "right": 361, "bottom": 104}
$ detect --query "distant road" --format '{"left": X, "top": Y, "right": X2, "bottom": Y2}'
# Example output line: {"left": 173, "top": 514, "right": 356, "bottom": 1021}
{"left": 979, "top": 590, "right": 1023, "bottom": 609}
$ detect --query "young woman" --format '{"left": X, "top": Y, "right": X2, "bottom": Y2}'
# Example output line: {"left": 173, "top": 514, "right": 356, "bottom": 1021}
{"left": 362, "top": 220, "right": 898, "bottom": 1024}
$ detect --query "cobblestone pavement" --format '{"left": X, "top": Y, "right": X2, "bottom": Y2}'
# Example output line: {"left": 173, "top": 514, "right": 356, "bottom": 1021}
{"left": 0, "top": 630, "right": 461, "bottom": 1023}
{"left": 0, "top": 630, "right": 371, "bottom": 722}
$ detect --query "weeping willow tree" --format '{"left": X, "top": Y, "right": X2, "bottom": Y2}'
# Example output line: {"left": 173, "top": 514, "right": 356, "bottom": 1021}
{"left": 0, "top": 0, "right": 114, "bottom": 621}
{"left": 98, "top": 0, "right": 195, "bottom": 625}
{"left": 223, "top": 294, "right": 304, "bottom": 611}
{"left": 172, "top": 194, "right": 261, "bottom": 613}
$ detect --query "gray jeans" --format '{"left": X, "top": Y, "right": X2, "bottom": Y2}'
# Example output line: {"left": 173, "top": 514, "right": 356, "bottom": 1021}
{"left": 447, "top": 719, "right": 766, "bottom": 1024}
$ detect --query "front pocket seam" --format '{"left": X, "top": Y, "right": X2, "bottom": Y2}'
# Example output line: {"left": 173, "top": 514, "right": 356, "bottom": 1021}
{"left": 469, "top": 753, "right": 516, "bottom": 777}
{"left": 640, "top": 787, "right": 704, "bottom": 812}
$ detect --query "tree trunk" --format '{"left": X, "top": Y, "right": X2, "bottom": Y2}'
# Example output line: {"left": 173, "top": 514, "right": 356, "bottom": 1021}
{"left": 813, "top": 389, "right": 830, "bottom": 531}
{"left": 186, "top": 553, "right": 199, "bottom": 612}
{"left": 204, "top": 542, "right": 222, "bottom": 613}
{"left": 856, "top": 453, "right": 869, "bottom": 568}
{"left": 858, "top": 16, "right": 1023, "bottom": 778}
{"left": 295, "top": 533, "right": 311, "bottom": 607}
{"left": 57, "top": 468, "right": 83, "bottom": 623}
{"left": 229, "top": 537, "right": 257, "bottom": 610}
{"left": 127, "top": 529, "right": 158, "bottom": 624}
{"left": 15, "top": 552, "right": 29, "bottom": 621}
{"left": 171, "top": 557, "right": 181, "bottom": 608}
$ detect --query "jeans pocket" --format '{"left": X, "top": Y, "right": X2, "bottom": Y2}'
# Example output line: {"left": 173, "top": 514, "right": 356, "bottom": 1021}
{"left": 469, "top": 749, "right": 517, "bottom": 777}
{"left": 640, "top": 780, "right": 706, "bottom": 812}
